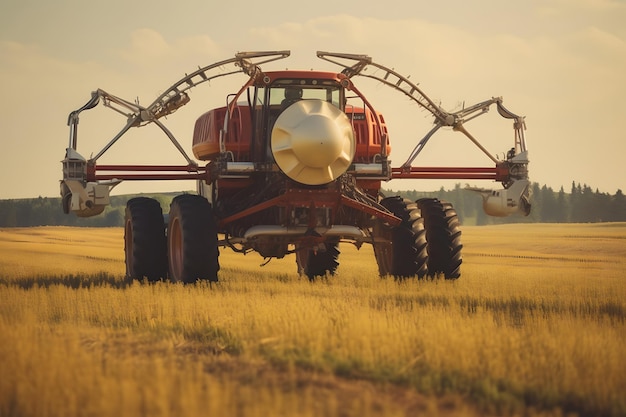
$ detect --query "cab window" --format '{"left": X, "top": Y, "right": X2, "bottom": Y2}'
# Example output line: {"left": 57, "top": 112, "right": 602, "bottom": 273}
{"left": 269, "top": 80, "right": 342, "bottom": 109}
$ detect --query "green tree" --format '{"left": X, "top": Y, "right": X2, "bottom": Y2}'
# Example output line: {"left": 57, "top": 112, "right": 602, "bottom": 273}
{"left": 540, "top": 185, "right": 557, "bottom": 222}
{"left": 610, "top": 189, "right": 626, "bottom": 221}
{"left": 556, "top": 186, "right": 568, "bottom": 222}
{"left": 103, "top": 209, "right": 124, "bottom": 227}
{"left": 0, "top": 201, "right": 18, "bottom": 227}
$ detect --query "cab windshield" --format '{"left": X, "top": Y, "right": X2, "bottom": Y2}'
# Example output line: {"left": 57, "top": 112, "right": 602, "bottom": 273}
{"left": 269, "top": 79, "right": 343, "bottom": 109}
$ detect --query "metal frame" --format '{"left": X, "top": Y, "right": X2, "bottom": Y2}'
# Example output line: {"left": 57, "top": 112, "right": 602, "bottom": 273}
{"left": 317, "top": 51, "right": 527, "bottom": 179}
{"left": 66, "top": 51, "right": 291, "bottom": 167}
{"left": 66, "top": 50, "right": 526, "bottom": 187}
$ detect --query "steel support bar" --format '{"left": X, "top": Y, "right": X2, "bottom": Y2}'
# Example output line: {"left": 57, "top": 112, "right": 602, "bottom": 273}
{"left": 391, "top": 172, "right": 499, "bottom": 180}
{"left": 88, "top": 164, "right": 208, "bottom": 181}
{"left": 93, "top": 173, "right": 207, "bottom": 181}
{"left": 394, "top": 167, "right": 499, "bottom": 173}
{"left": 218, "top": 187, "right": 403, "bottom": 229}
{"left": 340, "top": 195, "right": 401, "bottom": 226}
{"left": 95, "top": 165, "right": 205, "bottom": 172}
{"left": 391, "top": 166, "right": 509, "bottom": 181}
{"left": 218, "top": 195, "right": 287, "bottom": 228}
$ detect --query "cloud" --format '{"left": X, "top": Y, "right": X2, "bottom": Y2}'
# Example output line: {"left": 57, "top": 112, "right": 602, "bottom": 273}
{"left": 245, "top": 16, "right": 535, "bottom": 104}
{"left": 0, "top": 40, "right": 102, "bottom": 89}
{"left": 104, "top": 29, "right": 225, "bottom": 99}
{"left": 0, "top": 40, "right": 108, "bottom": 137}
{"left": 120, "top": 28, "right": 171, "bottom": 62}
{"left": 117, "top": 29, "right": 221, "bottom": 68}
{"left": 0, "top": 41, "right": 107, "bottom": 197}
{"left": 247, "top": 13, "right": 626, "bottom": 112}
{"left": 540, "top": 0, "right": 626, "bottom": 13}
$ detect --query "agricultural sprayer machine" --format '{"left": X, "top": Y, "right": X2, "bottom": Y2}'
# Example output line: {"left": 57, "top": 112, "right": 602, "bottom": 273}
{"left": 61, "top": 51, "right": 530, "bottom": 282}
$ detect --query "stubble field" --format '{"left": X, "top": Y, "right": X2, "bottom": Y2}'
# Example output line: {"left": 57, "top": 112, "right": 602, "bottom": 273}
{"left": 0, "top": 223, "right": 625, "bottom": 417}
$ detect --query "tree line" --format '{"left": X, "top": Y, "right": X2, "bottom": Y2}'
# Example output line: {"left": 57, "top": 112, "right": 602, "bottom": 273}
{"left": 0, "top": 194, "right": 176, "bottom": 228}
{"left": 0, "top": 182, "right": 624, "bottom": 227}
{"left": 392, "top": 182, "right": 626, "bottom": 225}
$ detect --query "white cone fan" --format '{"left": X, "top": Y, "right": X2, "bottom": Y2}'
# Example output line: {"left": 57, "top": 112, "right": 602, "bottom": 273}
{"left": 271, "top": 100, "right": 355, "bottom": 185}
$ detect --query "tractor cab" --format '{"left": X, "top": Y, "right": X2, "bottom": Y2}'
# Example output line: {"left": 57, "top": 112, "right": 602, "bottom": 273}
{"left": 240, "top": 73, "right": 348, "bottom": 166}
{"left": 192, "top": 70, "right": 390, "bottom": 189}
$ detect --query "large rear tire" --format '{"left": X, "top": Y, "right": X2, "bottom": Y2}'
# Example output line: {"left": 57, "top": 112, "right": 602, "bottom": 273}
{"left": 168, "top": 194, "right": 219, "bottom": 283}
{"left": 417, "top": 198, "right": 463, "bottom": 279}
{"left": 373, "top": 197, "right": 428, "bottom": 278}
{"left": 124, "top": 197, "right": 167, "bottom": 281}
{"left": 296, "top": 239, "right": 340, "bottom": 280}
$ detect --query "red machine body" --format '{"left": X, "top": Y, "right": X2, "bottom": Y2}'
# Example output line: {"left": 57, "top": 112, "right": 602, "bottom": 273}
{"left": 61, "top": 51, "right": 530, "bottom": 283}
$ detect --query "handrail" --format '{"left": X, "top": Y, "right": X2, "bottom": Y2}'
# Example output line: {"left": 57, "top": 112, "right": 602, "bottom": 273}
{"left": 66, "top": 51, "right": 291, "bottom": 163}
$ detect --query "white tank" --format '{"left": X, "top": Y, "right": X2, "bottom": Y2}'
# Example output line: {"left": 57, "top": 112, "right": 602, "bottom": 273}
{"left": 271, "top": 99, "right": 355, "bottom": 185}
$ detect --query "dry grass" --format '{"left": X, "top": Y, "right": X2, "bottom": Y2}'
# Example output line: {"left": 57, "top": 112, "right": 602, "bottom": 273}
{"left": 0, "top": 223, "right": 625, "bottom": 417}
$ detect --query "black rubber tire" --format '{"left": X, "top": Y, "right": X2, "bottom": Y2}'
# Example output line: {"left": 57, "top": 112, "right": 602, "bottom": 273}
{"left": 168, "top": 194, "right": 219, "bottom": 283}
{"left": 373, "top": 197, "right": 428, "bottom": 278}
{"left": 417, "top": 198, "right": 463, "bottom": 279}
{"left": 297, "top": 240, "right": 340, "bottom": 280}
{"left": 124, "top": 197, "right": 167, "bottom": 281}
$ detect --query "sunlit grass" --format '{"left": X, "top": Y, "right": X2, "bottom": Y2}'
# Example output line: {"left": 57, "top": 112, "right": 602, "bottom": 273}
{"left": 1, "top": 224, "right": 625, "bottom": 416}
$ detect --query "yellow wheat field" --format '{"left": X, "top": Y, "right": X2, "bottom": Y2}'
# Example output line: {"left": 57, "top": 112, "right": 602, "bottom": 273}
{"left": 0, "top": 223, "right": 625, "bottom": 417}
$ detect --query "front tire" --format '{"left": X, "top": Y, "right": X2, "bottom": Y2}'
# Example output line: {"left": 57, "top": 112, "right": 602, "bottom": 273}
{"left": 168, "top": 194, "right": 219, "bottom": 283}
{"left": 124, "top": 197, "right": 167, "bottom": 281}
{"left": 373, "top": 197, "right": 428, "bottom": 278}
{"left": 417, "top": 198, "right": 462, "bottom": 279}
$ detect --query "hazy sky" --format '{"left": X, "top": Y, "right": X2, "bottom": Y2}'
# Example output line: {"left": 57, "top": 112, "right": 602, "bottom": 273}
{"left": 1, "top": 0, "right": 624, "bottom": 199}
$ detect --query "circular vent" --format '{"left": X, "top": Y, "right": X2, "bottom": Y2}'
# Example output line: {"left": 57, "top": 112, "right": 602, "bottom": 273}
{"left": 271, "top": 100, "right": 355, "bottom": 185}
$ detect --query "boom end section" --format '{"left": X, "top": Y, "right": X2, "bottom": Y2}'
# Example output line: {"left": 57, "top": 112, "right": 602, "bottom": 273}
{"left": 61, "top": 149, "right": 120, "bottom": 217}
{"left": 61, "top": 180, "right": 115, "bottom": 217}
{"left": 467, "top": 179, "right": 531, "bottom": 218}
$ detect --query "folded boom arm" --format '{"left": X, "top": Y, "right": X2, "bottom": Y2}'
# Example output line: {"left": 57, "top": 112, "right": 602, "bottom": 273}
{"left": 61, "top": 51, "right": 291, "bottom": 217}
{"left": 317, "top": 51, "right": 530, "bottom": 216}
